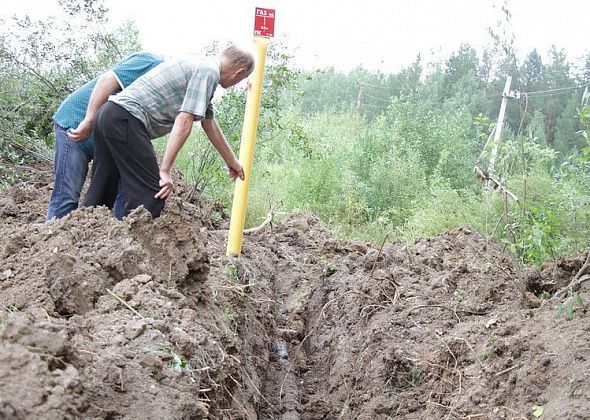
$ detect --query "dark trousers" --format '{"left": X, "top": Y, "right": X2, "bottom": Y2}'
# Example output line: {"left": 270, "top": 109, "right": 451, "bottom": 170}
{"left": 83, "top": 102, "right": 165, "bottom": 218}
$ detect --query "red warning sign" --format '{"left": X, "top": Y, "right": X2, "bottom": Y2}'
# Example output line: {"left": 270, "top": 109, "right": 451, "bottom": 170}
{"left": 254, "top": 7, "right": 275, "bottom": 37}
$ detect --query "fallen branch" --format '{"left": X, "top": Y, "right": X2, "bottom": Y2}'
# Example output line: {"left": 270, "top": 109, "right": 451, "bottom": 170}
{"left": 369, "top": 231, "right": 392, "bottom": 280}
{"left": 244, "top": 202, "right": 281, "bottom": 234}
{"left": 495, "top": 363, "right": 522, "bottom": 377}
{"left": 474, "top": 166, "right": 519, "bottom": 203}
{"left": 106, "top": 288, "right": 144, "bottom": 319}
{"left": 407, "top": 304, "right": 487, "bottom": 322}
{"left": 555, "top": 250, "right": 590, "bottom": 298}
{"left": 244, "top": 212, "right": 274, "bottom": 234}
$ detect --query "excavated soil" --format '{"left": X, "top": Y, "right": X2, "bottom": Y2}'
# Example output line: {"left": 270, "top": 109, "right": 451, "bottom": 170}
{"left": 1, "top": 167, "right": 590, "bottom": 420}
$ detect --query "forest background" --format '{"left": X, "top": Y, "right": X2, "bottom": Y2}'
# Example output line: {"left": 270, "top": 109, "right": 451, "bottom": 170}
{"left": 1, "top": 0, "right": 589, "bottom": 266}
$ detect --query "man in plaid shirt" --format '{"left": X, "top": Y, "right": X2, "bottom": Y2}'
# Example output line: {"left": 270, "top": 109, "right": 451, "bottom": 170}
{"left": 83, "top": 45, "right": 254, "bottom": 218}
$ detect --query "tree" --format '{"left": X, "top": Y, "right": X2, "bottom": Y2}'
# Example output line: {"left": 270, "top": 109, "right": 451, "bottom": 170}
{"left": 443, "top": 43, "right": 480, "bottom": 98}
{"left": 554, "top": 94, "right": 584, "bottom": 157}
{"left": 520, "top": 49, "right": 544, "bottom": 92}
{"left": 0, "top": 0, "right": 141, "bottom": 166}
{"left": 539, "top": 46, "right": 573, "bottom": 146}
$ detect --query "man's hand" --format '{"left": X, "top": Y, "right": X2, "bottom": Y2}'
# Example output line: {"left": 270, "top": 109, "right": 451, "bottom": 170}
{"left": 67, "top": 119, "right": 93, "bottom": 141}
{"left": 155, "top": 170, "right": 173, "bottom": 199}
{"left": 228, "top": 159, "right": 245, "bottom": 181}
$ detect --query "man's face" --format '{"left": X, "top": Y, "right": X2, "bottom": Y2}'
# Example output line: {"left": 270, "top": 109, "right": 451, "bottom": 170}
{"left": 220, "top": 67, "right": 250, "bottom": 89}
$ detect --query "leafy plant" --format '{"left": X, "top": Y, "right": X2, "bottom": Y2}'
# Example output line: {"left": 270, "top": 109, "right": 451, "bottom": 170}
{"left": 225, "top": 263, "right": 238, "bottom": 282}
{"left": 142, "top": 346, "right": 189, "bottom": 372}
{"left": 554, "top": 290, "right": 585, "bottom": 321}
{"left": 170, "top": 353, "right": 189, "bottom": 372}
{"left": 579, "top": 106, "right": 590, "bottom": 162}
{"left": 506, "top": 206, "right": 559, "bottom": 266}
{"left": 532, "top": 405, "right": 544, "bottom": 418}
{"left": 0, "top": 0, "right": 141, "bottom": 165}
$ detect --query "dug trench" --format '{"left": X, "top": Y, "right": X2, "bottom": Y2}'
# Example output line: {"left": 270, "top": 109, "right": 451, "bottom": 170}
{"left": 1, "top": 174, "right": 590, "bottom": 419}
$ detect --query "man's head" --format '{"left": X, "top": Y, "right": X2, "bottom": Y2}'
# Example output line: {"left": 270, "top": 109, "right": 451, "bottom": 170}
{"left": 218, "top": 45, "right": 255, "bottom": 88}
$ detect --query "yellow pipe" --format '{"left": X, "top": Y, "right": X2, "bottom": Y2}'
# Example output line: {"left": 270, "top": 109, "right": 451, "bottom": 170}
{"left": 226, "top": 37, "right": 269, "bottom": 256}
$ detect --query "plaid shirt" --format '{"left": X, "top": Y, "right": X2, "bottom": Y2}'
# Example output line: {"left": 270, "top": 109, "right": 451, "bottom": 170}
{"left": 110, "top": 56, "right": 219, "bottom": 139}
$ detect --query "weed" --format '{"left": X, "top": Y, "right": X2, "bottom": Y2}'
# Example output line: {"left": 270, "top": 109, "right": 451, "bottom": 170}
{"left": 302, "top": 252, "right": 311, "bottom": 264}
{"left": 476, "top": 350, "right": 488, "bottom": 361}
{"left": 222, "top": 307, "right": 235, "bottom": 324}
{"left": 170, "top": 352, "right": 189, "bottom": 372}
{"left": 319, "top": 255, "right": 336, "bottom": 277}
{"left": 142, "top": 346, "right": 189, "bottom": 372}
{"left": 410, "top": 365, "right": 422, "bottom": 387}
{"left": 532, "top": 405, "right": 544, "bottom": 418}
{"left": 487, "top": 332, "right": 496, "bottom": 347}
{"left": 538, "top": 291, "right": 552, "bottom": 300}
{"left": 554, "top": 289, "right": 586, "bottom": 321}
{"left": 568, "top": 378, "right": 583, "bottom": 397}
{"left": 225, "top": 263, "right": 238, "bottom": 282}
{"left": 476, "top": 332, "right": 497, "bottom": 361}
{"left": 210, "top": 211, "right": 223, "bottom": 222}
{"left": 451, "top": 290, "right": 464, "bottom": 309}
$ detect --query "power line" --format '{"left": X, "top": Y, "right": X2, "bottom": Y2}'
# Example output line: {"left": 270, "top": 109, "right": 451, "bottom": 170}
{"left": 523, "top": 83, "right": 588, "bottom": 97}
{"left": 358, "top": 81, "right": 399, "bottom": 98}
{"left": 358, "top": 81, "right": 388, "bottom": 89}
{"left": 358, "top": 102, "right": 387, "bottom": 110}
{"left": 362, "top": 92, "right": 392, "bottom": 103}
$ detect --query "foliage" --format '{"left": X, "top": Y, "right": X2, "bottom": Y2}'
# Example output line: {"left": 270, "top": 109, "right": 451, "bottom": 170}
{"left": 579, "top": 106, "right": 590, "bottom": 161}
{"left": 554, "top": 290, "right": 586, "bottom": 321}
{"left": 0, "top": 0, "right": 141, "bottom": 165}
{"left": 531, "top": 405, "right": 545, "bottom": 418}
{"left": 402, "top": 180, "right": 485, "bottom": 241}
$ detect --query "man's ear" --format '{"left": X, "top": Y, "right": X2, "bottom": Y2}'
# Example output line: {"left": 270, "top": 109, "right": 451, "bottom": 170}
{"left": 234, "top": 68, "right": 246, "bottom": 77}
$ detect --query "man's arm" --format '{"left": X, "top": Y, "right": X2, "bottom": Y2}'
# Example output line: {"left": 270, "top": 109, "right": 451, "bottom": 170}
{"left": 155, "top": 112, "right": 195, "bottom": 200}
{"left": 67, "top": 71, "right": 121, "bottom": 141}
{"left": 201, "top": 117, "right": 245, "bottom": 181}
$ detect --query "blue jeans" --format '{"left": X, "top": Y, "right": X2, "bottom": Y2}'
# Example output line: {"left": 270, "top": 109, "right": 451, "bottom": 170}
{"left": 46, "top": 124, "right": 125, "bottom": 221}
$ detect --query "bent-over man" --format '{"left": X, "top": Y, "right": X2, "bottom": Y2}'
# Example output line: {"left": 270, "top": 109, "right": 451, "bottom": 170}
{"left": 83, "top": 45, "right": 254, "bottom": 218}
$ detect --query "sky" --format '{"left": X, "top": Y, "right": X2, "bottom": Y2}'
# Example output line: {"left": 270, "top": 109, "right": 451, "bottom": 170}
{"left": 1, "top": 0, "right": 589, "bottom": 74}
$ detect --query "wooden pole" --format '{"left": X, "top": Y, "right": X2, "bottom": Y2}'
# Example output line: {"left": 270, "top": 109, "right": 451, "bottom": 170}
{"left": 488, "top": 76, "right": 512, "bottom": 179}
{"left": 356, "top": 83, "right": 364, "bottom": 110}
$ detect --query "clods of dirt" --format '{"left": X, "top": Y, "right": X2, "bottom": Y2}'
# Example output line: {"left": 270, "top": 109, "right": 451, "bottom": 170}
{"left": 1, "top": 171, "right": 590, "bottom": 419}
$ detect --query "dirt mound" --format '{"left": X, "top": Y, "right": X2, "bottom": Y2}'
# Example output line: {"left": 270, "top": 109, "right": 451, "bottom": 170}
{"left": 1, "top": 176, "right": 590, "bottom": 419}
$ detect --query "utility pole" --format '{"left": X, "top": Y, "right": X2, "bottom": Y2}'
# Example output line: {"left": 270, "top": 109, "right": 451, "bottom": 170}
{"left": 356, "top": 83, "right": 364, "bottom": 110}
{"left": 488, "top": 76, "right": 512, "bottom": 180}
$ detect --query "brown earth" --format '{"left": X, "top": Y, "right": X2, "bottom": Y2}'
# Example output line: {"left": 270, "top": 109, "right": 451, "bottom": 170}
{"left": 1, "top": 167, "right": 589, "bottom": 420}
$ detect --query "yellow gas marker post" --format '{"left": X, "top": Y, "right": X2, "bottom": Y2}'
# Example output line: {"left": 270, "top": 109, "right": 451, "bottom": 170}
{"left": 227, "top": 7, "right": 275, "bottom": 256}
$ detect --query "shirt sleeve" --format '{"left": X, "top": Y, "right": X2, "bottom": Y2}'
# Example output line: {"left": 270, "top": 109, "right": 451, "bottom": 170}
{"left": 180, "top": 71, "right": 217, "bottom": 120}
{"left": 111, "top": 53, "right": 163, "bottom": 89}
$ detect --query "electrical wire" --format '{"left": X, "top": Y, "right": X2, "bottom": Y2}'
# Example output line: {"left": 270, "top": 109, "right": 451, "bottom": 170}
{"left": 358, "top": 81, "right": 389, "bottom": 89}
{"left": 523, "top": 83, "right": 588, "bottom": 97}
{"left": 361, "top": 92, "right": 392, "bottom": 103}
{"left": 358, "top": 102, "right": 387, "bottom": 109}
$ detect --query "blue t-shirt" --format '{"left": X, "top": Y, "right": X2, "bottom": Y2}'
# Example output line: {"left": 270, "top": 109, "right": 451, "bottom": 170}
{"left": 53, "top": 52, "right": 164, "bottom": 154}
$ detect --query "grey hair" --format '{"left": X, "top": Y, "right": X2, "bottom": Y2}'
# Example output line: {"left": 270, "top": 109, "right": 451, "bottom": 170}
{"left": 220, "top": 45, "right": 255, "bottom": 75}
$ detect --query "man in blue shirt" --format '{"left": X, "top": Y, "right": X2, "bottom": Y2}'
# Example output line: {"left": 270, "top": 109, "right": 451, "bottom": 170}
{"left": 46, "top": 52, "right": 164, "bottom": 221}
